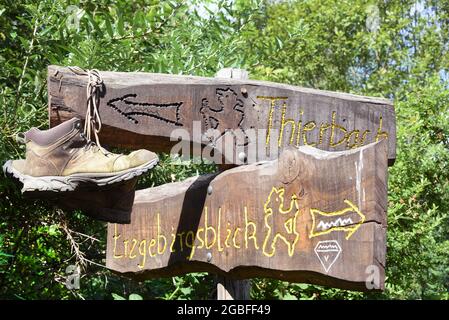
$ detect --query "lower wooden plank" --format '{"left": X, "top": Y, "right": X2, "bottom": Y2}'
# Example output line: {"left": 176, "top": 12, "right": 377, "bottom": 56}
{"left": 106, "top": 140, "right": 388, "bottom": 291}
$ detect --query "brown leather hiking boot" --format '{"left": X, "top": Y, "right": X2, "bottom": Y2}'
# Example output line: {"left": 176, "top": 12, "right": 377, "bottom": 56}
{"left": 3, "top": 117, "right": 158, "bottom": 192}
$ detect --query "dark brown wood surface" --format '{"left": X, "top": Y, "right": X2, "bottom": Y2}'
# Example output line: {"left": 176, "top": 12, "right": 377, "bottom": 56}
{"left": 48, "top": 65, "right": 396, "bottom": 165}
{"left": 106, "top": 140, "right": 388, "bottom": 291}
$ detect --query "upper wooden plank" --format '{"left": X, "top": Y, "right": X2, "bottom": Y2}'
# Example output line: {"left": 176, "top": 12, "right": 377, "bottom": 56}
{"left": 48, "top": 65, "right": 396, "bottom": 164}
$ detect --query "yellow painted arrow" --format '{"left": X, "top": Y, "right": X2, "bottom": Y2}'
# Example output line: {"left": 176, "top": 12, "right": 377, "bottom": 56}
{"left": 309, "top": 199, "right": 365, "bottom": 240}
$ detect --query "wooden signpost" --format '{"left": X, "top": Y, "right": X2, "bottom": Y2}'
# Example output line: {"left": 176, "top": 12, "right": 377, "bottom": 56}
{"left": 47, "top": 66, "right": 395, "bottom": 297}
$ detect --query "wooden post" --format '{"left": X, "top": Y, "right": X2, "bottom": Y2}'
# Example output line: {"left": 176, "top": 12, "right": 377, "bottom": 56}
{"left": 216, "top": 68, "right": 251, "bottom": 300}
{"left": 217, "top": 277, "right": 251, "bottom": 300}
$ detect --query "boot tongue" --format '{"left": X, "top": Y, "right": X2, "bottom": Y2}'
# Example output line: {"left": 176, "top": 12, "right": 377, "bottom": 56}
{"left": 23, "top": 117, "right": 82, "bottom": 146}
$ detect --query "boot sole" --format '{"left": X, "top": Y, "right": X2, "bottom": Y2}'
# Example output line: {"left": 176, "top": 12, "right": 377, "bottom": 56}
{"left": 2, "top": 157, "right": 159, "bottom": 193}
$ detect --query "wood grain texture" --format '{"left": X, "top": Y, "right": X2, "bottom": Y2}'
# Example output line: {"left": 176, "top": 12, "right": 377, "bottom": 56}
{"left": 215, "top": 67, "right": 251, "bottom": 301}
{"left": 48, "top": 65, "right": 396, "bottom": 165}
{"left": 216, "top": 278, "right": 251, "bottom": 300}
{"left": 15, "top": 178, "right": 137, "bottom": 224}
{"left": 106, "top": 140, "right": 388, "bottom": 291}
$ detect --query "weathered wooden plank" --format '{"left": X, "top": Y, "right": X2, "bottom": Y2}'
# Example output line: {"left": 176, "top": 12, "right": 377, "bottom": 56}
{"left": 48, "top": 65, "right": 396, "bottom": 165}
{"left": 17, "top": 178, "right": 137, "bottom": 224}
{"left": 106, "top": 140, "right": 388, "bottom": 291}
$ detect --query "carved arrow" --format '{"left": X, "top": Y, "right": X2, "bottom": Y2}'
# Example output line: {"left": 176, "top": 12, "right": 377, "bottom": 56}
{"left": 309, "top": 199, "right": 366, "bottom": 240}
{"left": 107, "top": 93, "right": 183, "bottom": 126}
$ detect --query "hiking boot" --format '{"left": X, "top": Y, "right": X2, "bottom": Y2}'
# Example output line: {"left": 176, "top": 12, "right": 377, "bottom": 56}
{"left": 3, "top": 117, "right": 158, "bottom": 192}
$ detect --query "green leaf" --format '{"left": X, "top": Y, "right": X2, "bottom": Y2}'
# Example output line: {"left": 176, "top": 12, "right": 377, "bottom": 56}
{"left": 112, "top": 293, "right": 126, "bottom": 300}
{"left": 47, "top": 224, "right": 59, "bottom": 236}
{"left": 297, "top": 283, "right": 309, "bottom": 290}
{"left": 283, "top": 293, "right": 298, "bottom": 300}
{"left": 85, "top": 13, "right": 101, "bottom": 35}
{"left": 180, "top": 287, "right": 192, "bottom": 295}
{"left": 275, "top": 37, "right": 283, "bottom": 49}
{"left": 105, "top": 15, "right": 114, "bottom": 38}
{"left": 129, "top": 293, "right": 143, "bottom": 300}
{"left": 117, "top": 14, "right": 125, "bottom": 37}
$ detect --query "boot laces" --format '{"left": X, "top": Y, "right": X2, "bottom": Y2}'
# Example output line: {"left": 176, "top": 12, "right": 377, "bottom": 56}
{"left": 68, "top": 66, "right": 107, "bottom": 155}
{"left": 79, "top": 131, "right": 111, "bottom": 156}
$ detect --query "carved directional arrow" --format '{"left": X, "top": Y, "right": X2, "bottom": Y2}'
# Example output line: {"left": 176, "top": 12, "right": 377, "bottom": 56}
{"left": 309, "top": 199, "right": 366, "bottom": 240}
{"left": 107, "top": 93, "right": 183, "bottom": 126}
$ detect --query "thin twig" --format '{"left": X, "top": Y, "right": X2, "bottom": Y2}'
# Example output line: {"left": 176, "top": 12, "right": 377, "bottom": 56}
{"left": 56, "top": 210, "right": 106, "bottom": 271}
{"left": 71, "top": 230, "right": 100, "bottom": 242}
{"left": 60, "top": 220, "right": 88, "bottom": 269}
{"left": 84, "top": 258, "right": 107, "bottom": 269}
{"left": 167, "top": 284, "right": 180, "bottom": 300}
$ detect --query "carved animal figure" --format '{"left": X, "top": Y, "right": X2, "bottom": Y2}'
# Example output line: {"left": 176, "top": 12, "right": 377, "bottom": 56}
{"left": 200, "top": 88, "right": 246, "bottom": 145}
{"left": 263, "top": 187, "right": 301, "bottom": 257}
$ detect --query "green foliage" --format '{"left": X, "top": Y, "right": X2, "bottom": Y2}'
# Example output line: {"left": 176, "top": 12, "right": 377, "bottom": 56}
{"left": 0, "top": 0, "right": 448, "bottom": 299}
{"left": 384, "top": 76, "right": 449, "bottom": 299}
{"left": 112, "top": 293, "right": 143, "bottom": 300}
